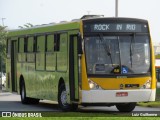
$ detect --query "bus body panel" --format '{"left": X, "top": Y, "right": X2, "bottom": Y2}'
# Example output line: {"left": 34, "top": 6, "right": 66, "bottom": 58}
{"left": 81, "top": 89, "right": 156, "bottom": 103}
{"left": 150, "top": 38, "right": 157, "bottom": 89}
{"left": 87, "top": 77, "right": 152, "bottom": 90}
{"left": 6, "top": 22, "right": 80, "bottom": 102}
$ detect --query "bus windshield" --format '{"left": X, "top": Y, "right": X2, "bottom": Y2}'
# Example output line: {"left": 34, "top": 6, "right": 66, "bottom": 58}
{"left": 84, "top": 34, "right": 151, "bottom": 75}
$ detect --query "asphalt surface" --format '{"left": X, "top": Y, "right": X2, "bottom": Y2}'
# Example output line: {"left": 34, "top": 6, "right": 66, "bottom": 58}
{"left": 0, "top": 92, "right": 160, "bottom": 112}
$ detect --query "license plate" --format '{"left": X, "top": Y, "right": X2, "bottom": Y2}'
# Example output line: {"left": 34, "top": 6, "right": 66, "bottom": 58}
{"left": 116, "top": 92, "right": 128, "bottom": 97}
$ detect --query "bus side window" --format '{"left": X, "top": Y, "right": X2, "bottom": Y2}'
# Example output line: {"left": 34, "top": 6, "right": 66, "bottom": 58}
{"left": 57, "top": 33, "right": 68, "bottom": 71}
{"left": 54, "top": 34, "right": 60, "bottom": 51}
{"left": 7, "top": 39, "right": 11, "bottom": 58}
{"left": 37, "top": 36, "right": 45, "bottom": 52}
{"left": 36, "top": 35, "right": 45, "bottom": 70}
{"left": 24, "top": 37, "right": 28, "bottom": 53}
{"left": 46, "top": 34, "right": 56, "bottom": 71}
{"left": 27, "top": 37, "right": 34, "bottom": 52}
{"left": 47, "top": 35, "right": 54, "bottom": 52}
{"left": 19, "top": 38, "right": 24, "bottom": 53}
{"left": 18, "top": 37, "right": 26, "bottom": 62}
{"left": 60, "top": 33, "right": 67, "bottom": 52}
{"left": 27, "top": 37, "right": 35, "bottom": 62}
{"left": 33, "top": 36, "right": 37, "bottom": 52}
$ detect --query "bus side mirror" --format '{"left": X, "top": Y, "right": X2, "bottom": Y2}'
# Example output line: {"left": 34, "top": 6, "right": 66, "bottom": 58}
{"left": 78, "top": 33, "right": 83, "bottom": 55}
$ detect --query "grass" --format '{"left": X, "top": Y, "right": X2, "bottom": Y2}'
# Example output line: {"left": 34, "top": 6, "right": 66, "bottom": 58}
{"left": 156, "top": 88, "right": 160, "bottom": 101}
{"left": 138, "top": 88, "right": 160, "bottom": 107}
{"left": 137, "top": 101, "right": 160, "bottom": 108}
{"left": 0, "top": 111, "right": 131, "bottom": 117}
{"left": 0, "top": 117, "right": 159, "bottom": 120}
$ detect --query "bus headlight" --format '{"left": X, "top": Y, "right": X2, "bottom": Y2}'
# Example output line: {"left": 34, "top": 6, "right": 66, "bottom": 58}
{"left": 88, "top": 79, "right": 102, "bottom": 90}
{"left": 141, "top": 80, "right": 151, "bottom": 89}
{"left": 89, "top": 82, "right": 95, "bottom": 89}
{"left": 146, "top": 82, "right": 151, "bottom": 89}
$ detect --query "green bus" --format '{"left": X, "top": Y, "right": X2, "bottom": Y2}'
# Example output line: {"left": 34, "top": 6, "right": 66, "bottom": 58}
{"left": 6, "top": 15, "right": 156, "bottom": 112}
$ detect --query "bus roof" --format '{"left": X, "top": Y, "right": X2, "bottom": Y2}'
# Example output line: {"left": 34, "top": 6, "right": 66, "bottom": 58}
{"left": 82, "top": 17, "right": 148, "bottom": 23}
{"left": 8, "top": 16, "right": 148, "bottom": 38}
{"left": 8, "top": 20, "right": 81, "bottom": 37}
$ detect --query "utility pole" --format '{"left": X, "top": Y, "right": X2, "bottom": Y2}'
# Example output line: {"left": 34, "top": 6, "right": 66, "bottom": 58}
{"left": 115, "top": 0, "right": 118, "bottom": 17}
{"left": 1, "top": 18, "right": 6, "bottom": 26}
{"left": 87, "top": 11, "right": 91, "bottom": 15}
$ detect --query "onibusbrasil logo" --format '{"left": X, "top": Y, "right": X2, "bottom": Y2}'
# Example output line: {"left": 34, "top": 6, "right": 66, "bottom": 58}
{"left": 1, "top": 112, "right": 42, "bottom": 117}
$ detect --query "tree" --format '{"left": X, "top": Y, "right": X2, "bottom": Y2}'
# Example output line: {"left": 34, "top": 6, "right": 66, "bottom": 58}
{"left": 18, "top": 23, "right": 33, "bottom": 29}
{"left": 0, "top": 25, "right": 7, "bottom": 72}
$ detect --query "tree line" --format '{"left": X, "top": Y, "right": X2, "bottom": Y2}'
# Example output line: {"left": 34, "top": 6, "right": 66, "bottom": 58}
{"left": 0, "top": 25, "right": 7, "bottom": 72}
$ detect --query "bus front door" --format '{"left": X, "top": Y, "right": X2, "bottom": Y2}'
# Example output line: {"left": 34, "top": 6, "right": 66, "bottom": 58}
{"left": 69, "top": 35, "right": 79, "bottom": 102}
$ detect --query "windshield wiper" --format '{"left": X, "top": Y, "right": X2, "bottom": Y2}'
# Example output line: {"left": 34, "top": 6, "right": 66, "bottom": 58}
{"left": 99, "top": 34, "right": 113, "bottom": 67}
{"left": 130, "top": 34, "right": 135, "bottom": 68}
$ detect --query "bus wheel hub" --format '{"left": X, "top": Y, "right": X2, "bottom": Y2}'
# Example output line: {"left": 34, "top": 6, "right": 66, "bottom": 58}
{"left": 61, "top": 91, "right": 67, "bottom": 106}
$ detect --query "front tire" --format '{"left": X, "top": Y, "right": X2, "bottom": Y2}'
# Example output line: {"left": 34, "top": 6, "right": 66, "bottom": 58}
{"left": 116, "top": 103, "right": 136, "bottom": 112}
{"left": 58, "top": 84, "right": 78, "bottom": 111}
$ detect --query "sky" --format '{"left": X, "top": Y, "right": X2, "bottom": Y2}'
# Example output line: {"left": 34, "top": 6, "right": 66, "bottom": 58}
{"left": 0, "top": 0, "right": 160, "bottom": 43}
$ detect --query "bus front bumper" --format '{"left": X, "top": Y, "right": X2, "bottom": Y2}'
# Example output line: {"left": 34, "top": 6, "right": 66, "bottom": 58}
{"left": 81, "top": 89, "right": 156, "bottom": 103}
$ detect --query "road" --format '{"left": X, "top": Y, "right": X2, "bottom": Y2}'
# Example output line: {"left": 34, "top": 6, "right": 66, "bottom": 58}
{"left": 0, "top": 92, "right": 59, "bottom": 112}
{"left": 0, "top": 92, "right": 159, "bottom": 112}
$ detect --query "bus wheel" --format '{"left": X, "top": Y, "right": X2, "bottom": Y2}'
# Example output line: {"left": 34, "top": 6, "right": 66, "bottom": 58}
{"left": 20, "top": 81, "right": 30, "bottom": 104}
{"left": 116, "top": 103, "right": 136, "bottom": 112}
{"left": 58, "top": 84, "right": 70, "bottom": 111}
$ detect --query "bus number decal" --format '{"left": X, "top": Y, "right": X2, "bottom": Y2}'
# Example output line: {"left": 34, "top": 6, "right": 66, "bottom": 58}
{"left": 114, "top": 68, "right": 120, "bottom": 73}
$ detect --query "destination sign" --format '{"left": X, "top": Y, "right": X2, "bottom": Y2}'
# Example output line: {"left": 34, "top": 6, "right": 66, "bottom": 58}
{"left": 84, "top": 23, "right": 148, "bottom": 33}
